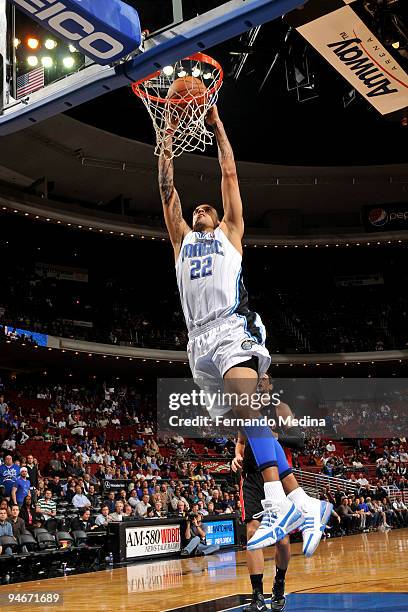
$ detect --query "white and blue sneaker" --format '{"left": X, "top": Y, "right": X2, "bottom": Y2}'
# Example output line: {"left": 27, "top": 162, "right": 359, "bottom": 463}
{"left": 247, "top": 498, "right": 304, "bottom": 550}
{"left": 300, "top": 499, "right": 333, "bottom": 557}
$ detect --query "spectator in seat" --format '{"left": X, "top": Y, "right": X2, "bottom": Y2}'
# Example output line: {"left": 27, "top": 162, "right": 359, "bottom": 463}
{"left": 128, "top": 490, "right": 140, "bottom": 510}
{"left": 8, "top": 504, "right": 27, "bottom": 540}
{"left": 357, "top": 497, "right": 373, "bottom": 531}
{"left": 19, "top": 494, "right": 41, "bottom": 532}
{"left": 326, "top": 440, "right": 336, "bottom": 453}
{"left": 159, "top": 483, "right": 172, "bottom": 511}
{"left": 356, "top": 473, "right": 369, "bottom": 488}
{"left": 104, "top": 491, "right": 116, "bottom": 514}
{"left": 336, "top": 497, "right": 360, "bottom": 534}
{"left": 84, "top": 467, "right": 99, "bottom": 487}
{"left": 220, "top": 491, "right": 234, "bottom": 513}
{"left": 124, "top": 503, "right": 134, "bottom": 519}
{"left": 0, "top": 500, "right": 10, "bottom": 518}
{"left": 87, "top": 485, "right": 99, "bottom": 508}
{"left": 374, "top": 480, "right": 388, "bottom": 501}
{"left": 172, "top": 500, "right": 187, "bottom": 518}
{"left": 0, "top": 454, "right": 20, "bottom": 501}
{"left": 180, "top": 513, "right": 219, "bottom": 557}
{"left": 0, "top": 395, "right": 8, "bottom": 418}
{"left": 72, "top": 485, "right": 91, "bottom": 510}
{"left": 95, "top": 504, "right": 112, "bottom": 528}
{"left": 135, "top": 494, "right": 151, "bottom": 519}
{"left": 48, "top": 476, "right": 63, "bottom": 498}
{"left": 71, "top": 508, "right": 97, "bottom": 532}
{"left": 151, "top": 500, "right": 166, "bottom": 518}
{"left": 365, "top": 497, "right": 381, "bottom": 530}
{"left": 25, "top": 455, "right": 39, "bottom": 500}
{"left": 118, "top": 489, "right": 128, "bottom": 506}
{"left": 393, "top": 493, "right": 408, "bottom": 526}
{"left": 109, "top": 500, "right": 125, "bottom": 522}
{"left": 1, "top": 434, "right": 16, "bottom": 452}
{"left": 11, "top": 466, "right": 31, "bottom": 507}
{"left": 206, "top": 501, "right": 216, "bottom": 515}
{"left": 373, "top": 500, "right": 391, "bottom": 530}
{"left": 382, "top": 497, "right": 397, "bottom": 527}
{"left": 36, "top": 489, "right": 57, "bottom": 524}
{"left": 48, "top": 453, "right": 63, "bottom": 476}
{"left": 211, "top": 489, "right": 224, "bottom": 514}
{"left": 169, "top": 487, "right": 187, "bottom": 511}
{"left": 398, "top": 476, "right": 408, "bottom": 490}
{"left": 0, "top": 508, "right": 13, "bottom": 555}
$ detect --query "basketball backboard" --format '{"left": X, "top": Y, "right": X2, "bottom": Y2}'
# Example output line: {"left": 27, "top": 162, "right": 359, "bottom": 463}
{"left": 0, "top": 0, "right": 305, "bottom": 135}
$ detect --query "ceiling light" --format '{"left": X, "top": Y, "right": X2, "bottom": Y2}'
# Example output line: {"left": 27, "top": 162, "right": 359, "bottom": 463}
{"left": 41, "top": 56, "right": 53, "bottom": 68}
{"left": 27, "top": 56, "right": 38, "bottom": 67}
{"left": 27, "top": 38, "right": 39, "bottom": 50}
{"left": 45, "top": 39, "right": 57, "bottom": 50}
{"left": 63, "top": 56, "right": 75, "bottom": 69}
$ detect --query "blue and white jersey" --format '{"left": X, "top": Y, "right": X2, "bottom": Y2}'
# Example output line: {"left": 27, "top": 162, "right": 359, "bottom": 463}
{"left": 176, "top": 227, "right": 250, "bottom": 332}
{"left": 0, "top": 463, "right": 20, "bottom": 495}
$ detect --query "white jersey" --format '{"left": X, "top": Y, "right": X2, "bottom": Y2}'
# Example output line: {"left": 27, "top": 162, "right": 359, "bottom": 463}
{"left": 176, "top": 227, "right": 245, "bottom": 332}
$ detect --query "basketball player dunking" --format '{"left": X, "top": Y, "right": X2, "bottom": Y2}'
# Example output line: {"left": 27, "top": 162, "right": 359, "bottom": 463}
{"left": 159, "top": 105, "right": 332, "bottom": 552}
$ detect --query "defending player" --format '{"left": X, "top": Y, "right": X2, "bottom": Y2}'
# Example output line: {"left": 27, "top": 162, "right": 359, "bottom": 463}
{"left": 232, "top": 375, "right": 306, "bottom": 611}
{"left": 158, "top": 105, "right": 331, "bottom": 552}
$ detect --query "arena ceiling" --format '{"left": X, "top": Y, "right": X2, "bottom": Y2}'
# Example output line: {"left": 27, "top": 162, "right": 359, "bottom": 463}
{"left": 1, "top": 1, "right": 408, "bottom": 228}
{"left": 1, "top": 113, "right": 408, "bottom": 228}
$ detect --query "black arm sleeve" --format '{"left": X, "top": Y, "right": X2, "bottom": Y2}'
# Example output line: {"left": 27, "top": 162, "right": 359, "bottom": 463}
{"left": 278, "top": 426, "right": 305, "bottom": 451}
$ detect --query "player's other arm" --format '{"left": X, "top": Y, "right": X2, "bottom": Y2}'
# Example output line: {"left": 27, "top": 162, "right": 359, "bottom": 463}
{"left": 206, "top": 106, "right": 244, "bottom": 249}
{"left": 231, "top": 431, "right": 246, "bottom": 472}
{"left": 158, "top": 139, "right": 190, "bottom": 260}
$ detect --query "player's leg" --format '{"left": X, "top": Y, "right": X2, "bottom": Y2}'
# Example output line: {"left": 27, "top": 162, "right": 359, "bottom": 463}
{"left": 241, "top": 472, "right": 268, "bottom": 612}
{"left": 271, "top": 537, "right": 290, "bottom": 612}
{"left": 243, "top": 520, "right": 267, "bottom": 612}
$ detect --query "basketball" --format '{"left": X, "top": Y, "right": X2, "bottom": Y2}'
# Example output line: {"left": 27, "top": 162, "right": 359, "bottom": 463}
{"left": 167, "top": 76, "right": 208, "bottom": 107}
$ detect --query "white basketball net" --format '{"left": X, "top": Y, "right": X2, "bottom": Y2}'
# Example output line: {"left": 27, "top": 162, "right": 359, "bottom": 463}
{"left": 132, "top": 55, "right": 223, "bottom": 159}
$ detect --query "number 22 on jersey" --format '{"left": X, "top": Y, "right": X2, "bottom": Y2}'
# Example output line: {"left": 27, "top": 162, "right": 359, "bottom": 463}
{"left": 190, "top": 256, "right": 213, "bottom": 280}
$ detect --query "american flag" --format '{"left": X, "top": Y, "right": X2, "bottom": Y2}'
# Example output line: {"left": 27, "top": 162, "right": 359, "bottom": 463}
{"left": 16, "top": 66, "right": 45, "bottom": 99}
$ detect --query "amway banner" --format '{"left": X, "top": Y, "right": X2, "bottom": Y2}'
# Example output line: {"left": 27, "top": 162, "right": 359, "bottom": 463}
{"left": 126, "top": 524, "right": 181, "bottom": 558}
{"left": 288, "top": 0, "right": 408, "bottom": 115}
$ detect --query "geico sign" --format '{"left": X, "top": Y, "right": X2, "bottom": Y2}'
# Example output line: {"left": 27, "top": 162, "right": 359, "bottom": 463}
{"left": 12, "top": 0, "right": 128, "bottom": 63}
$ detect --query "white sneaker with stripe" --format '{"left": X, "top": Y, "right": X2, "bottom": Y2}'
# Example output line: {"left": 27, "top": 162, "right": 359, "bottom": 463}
{"left": 300, "top": 499, "right": 333, "bottom": 557}
{"left": 247, "top": 498, "right": 304, "bottom": 550}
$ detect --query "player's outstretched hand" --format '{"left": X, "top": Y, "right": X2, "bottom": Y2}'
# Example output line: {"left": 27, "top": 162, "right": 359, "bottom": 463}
{"left": 205, "top": 105, "right": 220, "bottom": 126}
{"left": 231, "top": 453, "right": 243, "bottom": 472}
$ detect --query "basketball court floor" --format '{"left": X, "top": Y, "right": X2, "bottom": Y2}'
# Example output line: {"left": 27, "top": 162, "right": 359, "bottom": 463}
{"left": 1, "top": 529, "right": 407, "bottom": 611}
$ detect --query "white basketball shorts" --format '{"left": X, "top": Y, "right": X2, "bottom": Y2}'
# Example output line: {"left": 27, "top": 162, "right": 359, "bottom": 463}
{"left": 187, "top": 313, "right": 271, "bottom": 416}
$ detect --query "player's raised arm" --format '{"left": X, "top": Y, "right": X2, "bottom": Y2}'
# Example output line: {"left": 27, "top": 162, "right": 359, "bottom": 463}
{"left": 206, "top": 106, "right": 244, "bottom": 249}
{"left": 158, "top": 138, "right": 190, "bottom": 260}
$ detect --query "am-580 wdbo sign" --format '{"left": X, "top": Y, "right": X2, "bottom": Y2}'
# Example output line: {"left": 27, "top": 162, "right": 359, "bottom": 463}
{"left": 125, "top": 525, "right": 181, "bottom": 558}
